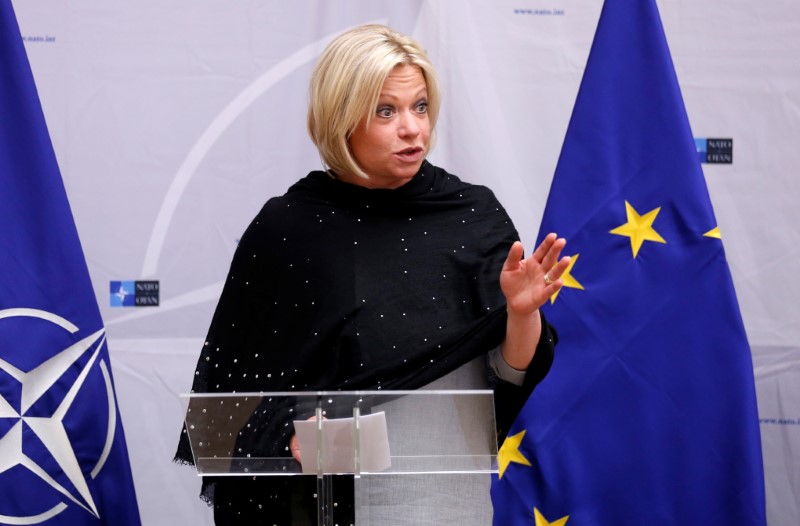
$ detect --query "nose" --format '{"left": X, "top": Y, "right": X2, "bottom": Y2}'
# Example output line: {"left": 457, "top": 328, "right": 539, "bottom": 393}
{"left": 398, "top": 110, "right": 421, "bottom": 138}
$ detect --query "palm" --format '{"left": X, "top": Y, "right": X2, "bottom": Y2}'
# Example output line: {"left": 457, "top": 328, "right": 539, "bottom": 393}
{"left": 500, "top": 234, "right": 569, "bottom": 316}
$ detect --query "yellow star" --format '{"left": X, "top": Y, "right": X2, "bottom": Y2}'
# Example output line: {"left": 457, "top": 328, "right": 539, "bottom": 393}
{"left": 534, "top": 507, "right": 569, "bottom": 526}
{"left": 703, "top": 226, "right": 722, "bottom": 239}
{"left": 609, "top": 200, "right": 667, "bottom": 258}
{"left": 498, "top": 430, "right": 531, "bottom": 479}
{"left": 550, "top": 253, "right": 584, "bottom": 304}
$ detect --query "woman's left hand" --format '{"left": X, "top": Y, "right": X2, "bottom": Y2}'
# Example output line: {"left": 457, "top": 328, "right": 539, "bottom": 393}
{"left": 500, "top": 233, "right": 570, "bottom": 315}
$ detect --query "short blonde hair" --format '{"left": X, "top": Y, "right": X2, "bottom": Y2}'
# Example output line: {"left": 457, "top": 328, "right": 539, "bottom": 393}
{"left": 307, "top": 24, "right": 441, "bottom": 179}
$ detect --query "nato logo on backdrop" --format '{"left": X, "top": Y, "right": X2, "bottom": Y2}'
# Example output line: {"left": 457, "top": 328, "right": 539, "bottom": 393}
{"left": 695, "top": 138, "right": 733, "bottom": 164}
{"left": 109, "top": 280, "right": 160, "bottom": 307}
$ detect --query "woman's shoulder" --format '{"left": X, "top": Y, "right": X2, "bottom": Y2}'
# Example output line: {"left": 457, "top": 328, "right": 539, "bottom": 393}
{"left": 235, "top": 172, "right": 329, "bottom": 247}
{"left": 424, "top": 162, "right": 503, "bottom": 205}
{"left": 253, "top": 171, "right": 331, "bottom": 214}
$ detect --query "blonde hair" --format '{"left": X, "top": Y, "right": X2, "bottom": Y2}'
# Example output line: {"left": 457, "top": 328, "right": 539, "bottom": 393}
{"left": 307, "top": 24, "right": 441, "bottom": 179}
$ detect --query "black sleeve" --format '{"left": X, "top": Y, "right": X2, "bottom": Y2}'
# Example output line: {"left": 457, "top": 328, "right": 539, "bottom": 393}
{"left": 492, "top": 310, "right": 557, "bottom": 445}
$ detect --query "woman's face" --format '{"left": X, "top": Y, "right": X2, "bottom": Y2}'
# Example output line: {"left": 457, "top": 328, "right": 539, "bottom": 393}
{"left": 345, "top": 64, "right": 431, "bottom": 189}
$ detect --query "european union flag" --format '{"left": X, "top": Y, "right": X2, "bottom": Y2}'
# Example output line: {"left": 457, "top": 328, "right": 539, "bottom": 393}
{"left": 0, "top": 2, "right": 141, "bottom": 524}
{"left": 492, "top": 0, "right": 766, "bottom": 524}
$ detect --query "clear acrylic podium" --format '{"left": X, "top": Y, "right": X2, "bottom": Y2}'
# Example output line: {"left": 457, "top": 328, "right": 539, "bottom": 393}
{"left": 182, "top": 390, "right": 499, "bottom": 525}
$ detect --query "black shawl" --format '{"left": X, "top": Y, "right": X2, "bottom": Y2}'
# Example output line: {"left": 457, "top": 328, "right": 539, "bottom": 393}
{"left": 174, "top": 161, "right": 555, "bottom": 497}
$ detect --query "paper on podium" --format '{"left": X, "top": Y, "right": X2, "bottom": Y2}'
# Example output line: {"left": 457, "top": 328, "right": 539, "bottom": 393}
{"left": 294, "top": 411, "right": 391, "bottom": 474}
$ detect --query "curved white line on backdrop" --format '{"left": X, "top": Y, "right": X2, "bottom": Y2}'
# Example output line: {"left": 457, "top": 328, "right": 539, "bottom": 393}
{"left": 754, "top": 358, "right": 800, "bottom": 378}
{"left": 140, "top": 21, "right": 386, "bottom": 278}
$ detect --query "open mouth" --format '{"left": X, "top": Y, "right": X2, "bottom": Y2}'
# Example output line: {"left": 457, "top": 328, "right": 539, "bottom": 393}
{"left": 397, "top": 146, "right": 423, "bottom": 158}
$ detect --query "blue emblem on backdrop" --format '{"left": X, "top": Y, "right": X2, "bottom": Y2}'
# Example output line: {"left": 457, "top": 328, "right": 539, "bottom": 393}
{"left": 0, "top": 2, "right": 141, "bottom": 524}
{"left": 109, "top": 281, "right": 160, "bottom": 307}
{"left": 109, "top": 281, "right": 136, "bottom": 307}
{"left": 695, "top": 137, "right": 734, "bottom": 164}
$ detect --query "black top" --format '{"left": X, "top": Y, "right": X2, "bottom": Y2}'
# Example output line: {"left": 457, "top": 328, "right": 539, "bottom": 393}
{"left": 174, "top": 161, "right": 556, "bottom": 503}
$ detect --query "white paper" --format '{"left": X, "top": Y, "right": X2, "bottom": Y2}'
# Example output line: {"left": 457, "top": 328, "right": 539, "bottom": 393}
{"left": 294, "top": 411, "right": 391, "bottom": 474}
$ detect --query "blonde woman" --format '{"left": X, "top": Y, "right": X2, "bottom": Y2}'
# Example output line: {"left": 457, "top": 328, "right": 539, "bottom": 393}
{"left": 176, "top": 24, "right": 568, "bottom": 525}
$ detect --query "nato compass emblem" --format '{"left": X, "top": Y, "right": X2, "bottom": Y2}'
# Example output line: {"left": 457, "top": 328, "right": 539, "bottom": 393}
{"left": 0, "top": 308, "right": 119, "bottom": 523}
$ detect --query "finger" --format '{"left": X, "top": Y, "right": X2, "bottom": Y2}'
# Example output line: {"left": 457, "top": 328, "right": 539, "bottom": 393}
{"left": 290, "top": 413, "right": 326, "bottom": 464}
{"left": 289, "top": 434, "right": 301, "bottom": 463}
{"left": 531, "top": 233, "right": 557, "bottom": 264}
{"left": 547, "top": 255, "right": 571, "bottom": 282}
{"left": 502, "top": 241, "right": 525, "bottom": 271}
{"left": 540, "top": 237, "right": 566, "bottom": 272}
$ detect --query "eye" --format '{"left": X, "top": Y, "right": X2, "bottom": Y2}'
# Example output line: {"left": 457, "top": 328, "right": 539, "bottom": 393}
{"left": 376, "top": 106, "right": 394, "bottom": 118}
{"left": 415, "top": 100, "right": 428, "bottom": 114}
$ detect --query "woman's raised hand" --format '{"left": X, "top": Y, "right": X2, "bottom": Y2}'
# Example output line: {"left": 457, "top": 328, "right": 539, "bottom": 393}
{"left": 500, "top": 233, "right": 569, "bottom": 315}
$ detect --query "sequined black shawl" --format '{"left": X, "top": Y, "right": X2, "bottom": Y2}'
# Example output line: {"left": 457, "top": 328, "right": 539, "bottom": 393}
{"left": 174, "top": 161, "right": 555, "bottom": 477}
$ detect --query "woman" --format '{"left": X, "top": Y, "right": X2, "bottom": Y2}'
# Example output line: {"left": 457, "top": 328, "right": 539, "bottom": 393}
{"left": 175, "top": 24, "right": 569, "bottom": 525}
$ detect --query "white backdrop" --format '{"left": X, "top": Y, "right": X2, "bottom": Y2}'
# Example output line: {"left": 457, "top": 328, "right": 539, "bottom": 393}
{"left": 12, "top": 1, "right": 799, "bottom": 524}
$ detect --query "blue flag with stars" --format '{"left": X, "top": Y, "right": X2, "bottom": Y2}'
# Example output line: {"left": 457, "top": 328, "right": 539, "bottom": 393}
{"left": 491, "top": 0, "right": 766, "bottom": 524}
{"left": 0, "top": 2, "right": 141, "bottom": 524}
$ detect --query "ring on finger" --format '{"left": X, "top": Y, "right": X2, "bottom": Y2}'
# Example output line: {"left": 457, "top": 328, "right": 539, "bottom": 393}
{"left": 544, "top": 273, "right": 553, "bottom": 286}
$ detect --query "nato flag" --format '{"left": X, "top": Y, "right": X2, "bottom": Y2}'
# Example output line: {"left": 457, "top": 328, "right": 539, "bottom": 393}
{"left": 492, "top": 0, "right": 766, "bottom": 524}
{"left": 0, "top": 2, "right": 142, "bottom": 524}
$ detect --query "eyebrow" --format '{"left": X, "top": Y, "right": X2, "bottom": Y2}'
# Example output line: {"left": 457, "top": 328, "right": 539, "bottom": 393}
{"left": 378, "top": 88, "right": 428, "bottom": 102}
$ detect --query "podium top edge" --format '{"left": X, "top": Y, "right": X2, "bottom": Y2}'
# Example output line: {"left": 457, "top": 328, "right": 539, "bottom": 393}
{"left": 179, "top": 389, "right": 493, "bottom": 398}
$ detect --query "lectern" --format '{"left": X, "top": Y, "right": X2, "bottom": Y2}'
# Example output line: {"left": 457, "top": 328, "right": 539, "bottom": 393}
{"left": 182, "top": 390, "right": 499, "bottom": 525}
